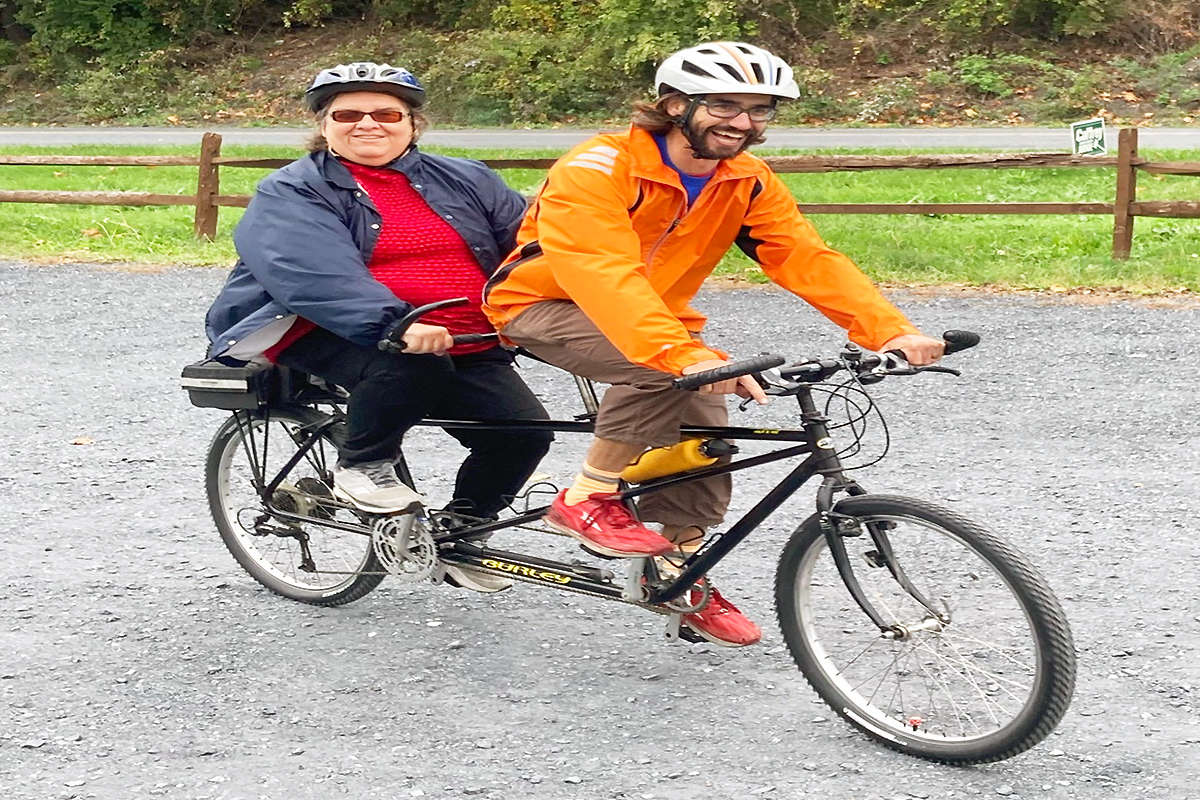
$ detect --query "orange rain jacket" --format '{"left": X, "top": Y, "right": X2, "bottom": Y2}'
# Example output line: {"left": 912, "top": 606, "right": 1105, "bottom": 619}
{"left": 483, "top": 127, "right": 919, "bottom": 376}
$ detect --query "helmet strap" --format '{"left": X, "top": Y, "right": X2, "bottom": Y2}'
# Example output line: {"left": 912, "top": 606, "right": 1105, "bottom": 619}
{"left": 677, "top": 96, "right": 701, "bottom": 130}
{"left": 677, "top": 97, "right": 710, "bottom": 156}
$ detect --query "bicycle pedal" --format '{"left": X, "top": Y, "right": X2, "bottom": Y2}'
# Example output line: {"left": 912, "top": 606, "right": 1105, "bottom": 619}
{"left": 663, "top": 612, "right": 683, "bottom": 642}
{"left": 663, "top": 613, "right": 703, "bottom": 644}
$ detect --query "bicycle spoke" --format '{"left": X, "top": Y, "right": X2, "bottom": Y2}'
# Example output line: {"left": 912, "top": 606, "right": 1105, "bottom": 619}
{"left": 777, "top": 496, "right": 1074, "bottom": 763}
{"left": 208, "top": 410, "right": 385, "bottom": 605}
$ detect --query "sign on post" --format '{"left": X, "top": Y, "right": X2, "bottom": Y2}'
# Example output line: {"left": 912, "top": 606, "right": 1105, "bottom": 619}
{"left": 1071, "top": 118, "right": 1107, "bottom": 156}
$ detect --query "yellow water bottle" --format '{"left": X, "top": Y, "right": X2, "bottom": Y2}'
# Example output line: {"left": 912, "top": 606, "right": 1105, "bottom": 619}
{"left": 620, "top": 438, "right": 734, "bottom": 483}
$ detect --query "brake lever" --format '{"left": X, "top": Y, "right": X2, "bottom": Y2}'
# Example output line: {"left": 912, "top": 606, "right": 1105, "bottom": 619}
{"left": 859, "top": 351, "right": 917, "bottom": 383}
{"left": 883, "top": 350, "right": 962, "bottom": 378}
{"left": 736, "top": 369, "right": 791, "bottom": 411}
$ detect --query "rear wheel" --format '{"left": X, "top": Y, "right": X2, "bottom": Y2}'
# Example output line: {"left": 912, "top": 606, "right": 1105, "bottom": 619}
{"left": 775, "top": 495, "right": 1075, "bottom": 764}
{"left": 206, "top": 408, "right": 386, "bottom": 606}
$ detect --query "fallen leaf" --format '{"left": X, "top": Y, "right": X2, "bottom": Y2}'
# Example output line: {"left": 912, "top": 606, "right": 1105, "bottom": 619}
{"left": 81, "top": 229, "right": 102, "bottom": 238}
{"left": 71, "top": 437, "right": 95, "bottom": 445}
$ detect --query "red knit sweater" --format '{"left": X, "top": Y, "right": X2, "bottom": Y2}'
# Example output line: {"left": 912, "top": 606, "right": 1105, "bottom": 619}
{"left": 266, "top": 160, "right": 495, "bottom": 360}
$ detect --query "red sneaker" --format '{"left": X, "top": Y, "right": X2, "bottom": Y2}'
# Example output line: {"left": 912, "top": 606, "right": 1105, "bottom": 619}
{"left": 683, "top": 586, "right": 762, "bottom": 647}
{"left": 544, "top": 491, "right": 674, "bottom": 558}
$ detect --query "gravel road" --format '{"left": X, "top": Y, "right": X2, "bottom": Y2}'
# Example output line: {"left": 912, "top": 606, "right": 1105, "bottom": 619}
{"left": 1, "top": 262, "right": 1198, "bottom": 799}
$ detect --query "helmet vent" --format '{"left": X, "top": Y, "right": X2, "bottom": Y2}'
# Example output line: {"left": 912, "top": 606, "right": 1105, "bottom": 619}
{"left": 654, "top": 42, "right": 799, "bottom": 101}
{"left": 681, "top": 62, "right": 718, "bottom": 80}
{"left": 305, "top": 61, "right": 427, "bottom": 111}
{"left": 716, "top": 63, "right": 746, "bottom": 83}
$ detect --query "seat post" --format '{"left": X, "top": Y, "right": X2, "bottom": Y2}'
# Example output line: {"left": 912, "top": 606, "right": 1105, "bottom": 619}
{"left": 574, "top": 375, "right": 600, "bottom": 417}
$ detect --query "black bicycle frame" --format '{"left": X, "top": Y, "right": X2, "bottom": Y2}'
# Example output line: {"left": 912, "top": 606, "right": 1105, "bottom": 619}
{"left": 415, "top": 383, "right": 880, "bottom": 613}
{"left": 235, "top": 381, "right": 928, "bottom": 631}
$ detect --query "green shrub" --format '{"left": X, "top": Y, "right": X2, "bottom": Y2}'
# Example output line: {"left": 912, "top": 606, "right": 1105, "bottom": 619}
{"left": 956, "top": 55, "right": 1014, "bottom": 97}
{"left": 418, "top": 0, "right": 747, "bottom": 124}
{"left": 1112, "top": 45, "right": 1200, "bottom": 109}
{"left": 59, "top": 48, "right": 190, "bottom": 123}
{"left": 926, "top": 69, "right": 952, "bottom": 87}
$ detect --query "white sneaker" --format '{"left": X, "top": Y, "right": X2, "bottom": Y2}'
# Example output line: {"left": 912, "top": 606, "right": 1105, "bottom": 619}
{"left": 332, "top": 460, "right": 424, "bottom": 514}
{"left": 443, "top": 564, "right": 514, "bottom": 593}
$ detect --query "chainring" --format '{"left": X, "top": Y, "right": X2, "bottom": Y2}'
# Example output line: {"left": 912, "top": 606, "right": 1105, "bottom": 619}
{"left": 371, "top": 514, "right": 437, "bottom": 583}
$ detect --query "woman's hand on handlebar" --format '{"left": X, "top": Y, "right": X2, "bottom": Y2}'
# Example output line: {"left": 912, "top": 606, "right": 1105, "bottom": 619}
{"left": 879, "top": 333, "right": 946, "bottom": 366}
{"left": 401, "top": 322, "right": 454, "bottom": 355}
{"left": 681, "top": 359, "right": 769, "bottom": 405}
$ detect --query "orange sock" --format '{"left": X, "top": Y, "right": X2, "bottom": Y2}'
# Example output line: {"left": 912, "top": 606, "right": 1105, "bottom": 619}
{"left": 564, "top": 462, "right": 622, "bottom": 505}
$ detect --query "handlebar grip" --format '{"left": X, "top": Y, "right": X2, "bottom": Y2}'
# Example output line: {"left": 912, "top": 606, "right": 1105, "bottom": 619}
{"left": 942, "top": 330, "right": 981, "bottom": 355}
{"left": 451, "top": 333, "right": 499, "bottom": 345}
{"left": 378, "top": 297, "right": 473, "bottom": 353}
{"left": 672, "top": 354, "right": 786, "bottom": 391}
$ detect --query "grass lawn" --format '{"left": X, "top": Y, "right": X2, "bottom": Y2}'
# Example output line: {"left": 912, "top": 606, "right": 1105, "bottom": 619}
{"left": 0, "top": 143, "right": 1196, "bottom": 293}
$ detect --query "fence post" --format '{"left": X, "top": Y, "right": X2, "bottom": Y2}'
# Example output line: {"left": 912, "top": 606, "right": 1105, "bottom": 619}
{"left": 194, "top": 132, "right": 222, "bottom": 241}
{"left": 1111, "top": 127, "right": 1138, "bottom": 260}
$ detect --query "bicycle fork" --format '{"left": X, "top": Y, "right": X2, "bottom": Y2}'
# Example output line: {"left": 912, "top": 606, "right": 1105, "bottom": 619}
{"left": 817, "top": 481, "right": 950, "bottom": 638}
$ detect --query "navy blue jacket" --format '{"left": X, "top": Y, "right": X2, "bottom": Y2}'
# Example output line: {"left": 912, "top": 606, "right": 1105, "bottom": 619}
{"left": 205, "top": 147, "right": 528, "bottom": 359}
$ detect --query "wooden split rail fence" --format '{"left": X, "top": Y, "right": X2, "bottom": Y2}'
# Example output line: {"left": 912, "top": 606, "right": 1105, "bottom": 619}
{"left": 0, "top": 128, "right": 1196, "bottom": 259}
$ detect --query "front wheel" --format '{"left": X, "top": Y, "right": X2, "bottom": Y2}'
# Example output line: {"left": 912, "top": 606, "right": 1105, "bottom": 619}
{"left": 206, "top": 407, "right": 386, "bottom": 606}
{"left": 775, "top": 495, "right": 1075, "bottom": 764}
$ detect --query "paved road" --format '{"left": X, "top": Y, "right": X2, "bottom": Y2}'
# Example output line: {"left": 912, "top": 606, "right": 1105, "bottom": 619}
{"left": 3, "top": 125, "right": 1199, "bottom": 150}
{"left": 2, "top": 262, "right": 1199, "bottom": 798}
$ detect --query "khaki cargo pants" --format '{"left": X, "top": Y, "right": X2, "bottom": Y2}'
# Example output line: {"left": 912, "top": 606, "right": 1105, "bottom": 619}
{"left": 503, "top": 300, "right": 731, "bottom": 528}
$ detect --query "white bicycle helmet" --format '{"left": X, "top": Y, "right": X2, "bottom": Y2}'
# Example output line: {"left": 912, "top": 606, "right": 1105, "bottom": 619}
{"left": 655, "top": 42, "right": 799, "bottom": 100}
{"left": 305, "top": 62, "right": 426, "bottom": 112}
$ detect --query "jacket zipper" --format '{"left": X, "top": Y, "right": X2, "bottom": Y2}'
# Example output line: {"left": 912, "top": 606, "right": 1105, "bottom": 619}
{"left": 644, "top": 196, "right": 687, "bottom": 269}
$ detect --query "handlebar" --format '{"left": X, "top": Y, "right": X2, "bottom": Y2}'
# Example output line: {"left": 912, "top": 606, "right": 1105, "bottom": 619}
{"left": 674, "top": 330, "right": 981, "bottom": 392}
{"left": 672, "top": 354, "right": 787, "bottom": 391}
{"left": 942, "top": 329, "right": 980, "bottom": 355}
{"left": 377, "top": 298, "right": 498, "bottom": 353}
{"left": 381, "top": 302, "right": 978, "bottom": 393}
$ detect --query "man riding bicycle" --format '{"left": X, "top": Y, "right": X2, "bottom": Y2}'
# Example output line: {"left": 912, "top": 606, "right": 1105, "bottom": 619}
{"left": 484, "top": 41, "right": 945, "bottom": 647}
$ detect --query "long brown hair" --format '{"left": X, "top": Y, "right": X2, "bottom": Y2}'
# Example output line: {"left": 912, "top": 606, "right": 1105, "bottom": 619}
{"left": 630, "top": 95, "right": 683, "bottom": 134}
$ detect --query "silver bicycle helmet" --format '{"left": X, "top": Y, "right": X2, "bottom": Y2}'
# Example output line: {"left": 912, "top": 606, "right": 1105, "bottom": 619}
{"left": 655, "top": 42, "right": 799, "bottom": 100}
{"left": 305, "top": 62, "right": 426, "bottom": 112}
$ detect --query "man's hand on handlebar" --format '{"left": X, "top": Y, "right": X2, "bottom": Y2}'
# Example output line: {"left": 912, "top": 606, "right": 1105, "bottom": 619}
{"left": 879, "top": 333, "right": 946, "bottom": 366}
{"left": 681, "top": 359, "right": 769, "bottom": 405}
{"left": 401, "top": 322, "right": 455, "bottom": 355}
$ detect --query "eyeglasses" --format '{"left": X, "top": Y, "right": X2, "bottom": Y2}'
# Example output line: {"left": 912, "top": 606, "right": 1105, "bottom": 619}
{"left": 696, "top": 99, "right": 778, "bottom": 122}
{"left": 328, "top": 109, "right": 407, "bottom": 123}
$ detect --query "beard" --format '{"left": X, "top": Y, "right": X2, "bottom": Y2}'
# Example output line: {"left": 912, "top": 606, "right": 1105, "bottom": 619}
{"left": 681, "top": 117, "right": 757, "bottom": 161}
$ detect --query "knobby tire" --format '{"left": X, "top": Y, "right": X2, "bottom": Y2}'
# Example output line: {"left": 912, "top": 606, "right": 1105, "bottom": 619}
{"left": 775, "top": 495, "right": 1075, "bottom": 764}
{"left": 206, "top": 407, "right": 385, "bottom": 606}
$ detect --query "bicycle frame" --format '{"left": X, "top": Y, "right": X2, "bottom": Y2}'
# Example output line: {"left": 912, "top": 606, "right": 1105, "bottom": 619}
{"left": 229, "top": 373, "right": 932, "bottom": 633}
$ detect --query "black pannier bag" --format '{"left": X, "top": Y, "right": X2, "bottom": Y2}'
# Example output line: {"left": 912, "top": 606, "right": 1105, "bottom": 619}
{"left": 180, "top": 359, "right": 278, "bottom": 410}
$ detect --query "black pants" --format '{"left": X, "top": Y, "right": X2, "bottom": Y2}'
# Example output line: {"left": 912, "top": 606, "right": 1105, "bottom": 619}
{"left": 276, "top": 328, "right": 553, "bottom": 518}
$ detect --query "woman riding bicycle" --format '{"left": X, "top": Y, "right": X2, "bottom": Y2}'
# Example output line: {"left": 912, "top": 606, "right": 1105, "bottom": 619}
{"left": 203, "top": 61, "right": 552, "bottom": 593}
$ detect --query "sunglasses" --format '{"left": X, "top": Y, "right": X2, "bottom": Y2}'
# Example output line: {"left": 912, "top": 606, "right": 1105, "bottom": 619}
{"left": 696, "top": 99, "right": 778, "bottom": 122}
{"left": 328, "top": 109, "right": 407, "bottom": 123}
